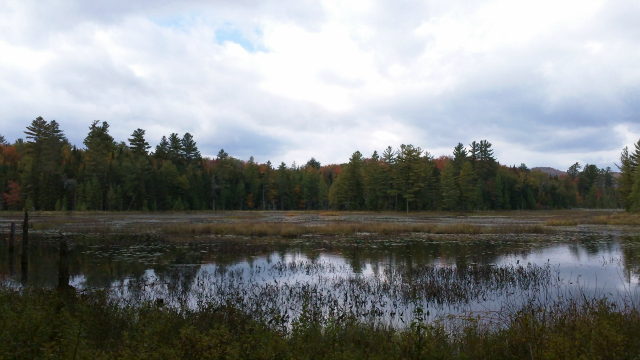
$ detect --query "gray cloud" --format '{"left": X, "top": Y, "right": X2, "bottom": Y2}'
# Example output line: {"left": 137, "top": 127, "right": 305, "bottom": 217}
{"left": 0, "top": 0, "right": 638, "bottom": 171}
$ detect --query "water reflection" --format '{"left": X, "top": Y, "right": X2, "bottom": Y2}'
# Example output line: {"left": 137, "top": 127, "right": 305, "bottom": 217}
{"left": 1, "top": 233, "right": 639, "bottom": 325}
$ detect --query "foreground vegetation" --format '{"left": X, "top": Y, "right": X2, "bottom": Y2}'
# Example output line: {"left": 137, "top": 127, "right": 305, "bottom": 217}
{"left": 0, "top": 286, "right": 638, "bottom": 359}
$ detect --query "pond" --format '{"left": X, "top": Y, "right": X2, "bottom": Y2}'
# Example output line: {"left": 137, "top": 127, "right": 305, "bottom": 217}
{"left": 2, "top": 228, "right": 640, "bottom": 327}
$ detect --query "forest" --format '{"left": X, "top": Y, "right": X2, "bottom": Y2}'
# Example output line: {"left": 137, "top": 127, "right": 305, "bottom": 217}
{"left": 0, "top": 117, "right": 638, "bottom": 212}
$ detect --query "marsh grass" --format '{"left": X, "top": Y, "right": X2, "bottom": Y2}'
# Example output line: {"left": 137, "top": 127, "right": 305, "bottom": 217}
{"left": 1, "top": 285, "right": 638, "bottom": 359}
{"left": 319, "top": 211, "right": 340, "bottom": 216}
{"left": 545, "top": 219, "right": 580, "bottom": 226}
{"left": 545, "top": 212, "right": 640, "bottom": 226}
{"left": 160, "top": 222, "right": 551, "bottom": 237}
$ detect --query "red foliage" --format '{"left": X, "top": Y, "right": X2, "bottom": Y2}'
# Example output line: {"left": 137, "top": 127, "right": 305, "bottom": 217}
{"left": 3, "top": 180, "right": 22, "bottom": 208}
{"left": 434, "top": 155, "right": 450, "bottom": 170}
{"left": 0, "top": 145, "right": 20, "bottom": 166}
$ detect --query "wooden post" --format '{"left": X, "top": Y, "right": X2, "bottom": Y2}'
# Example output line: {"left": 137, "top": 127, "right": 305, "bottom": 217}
{"left": 9, "top": 222, "right": 15, "bottom": 277}
{"left": 22, "top": 211, "right": 29, "bottom": 252}
{"left": 21, "top": 211, "right": 29, "bottom": 285}
{"left": 8, "top": 222, "right": 15, "bottom": 253}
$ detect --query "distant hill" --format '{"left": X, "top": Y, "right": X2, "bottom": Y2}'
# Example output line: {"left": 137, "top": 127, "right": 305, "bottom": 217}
{"left": 531, "top": 167, "right": 567, "bottom": 176}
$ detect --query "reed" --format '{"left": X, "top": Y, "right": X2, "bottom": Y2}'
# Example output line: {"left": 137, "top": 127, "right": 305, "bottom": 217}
{"left": 1, "top": 285, "right": 638, "bottom": 359}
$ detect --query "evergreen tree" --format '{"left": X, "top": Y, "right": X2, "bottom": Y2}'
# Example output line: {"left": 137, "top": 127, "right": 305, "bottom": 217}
{"left": 493, "top": 173, "right": 504, "bottom": 209}
{"left": 154, "top": 136, "right": 170, "bottom": 161}
{"left": 363, "top": 151, "right": 384, "bottom": 210}
{"left": 128, "top": 128, "right": 150, "bottom": 156}
{"left": 305, "top": 157, "right": 321, "bottom": 170}
{"left": 451, "top": 142, "right": 468, "bottom": 175}
{"left": 381, "top": 146, "right": 397, "bottom": 210}
{"left": 440, "top": 162, "right": 458, "bottom": 210}
{"left": 468, "top": 141, "right": 479, "bottom": 162}
{"left": 214, "top": 149, "right": 232, "bottom": 210}
{"left": 618, "top": 146, "right": 636, "bottom": 210}
{"left": 343, "top": 151, "right": 365, "bottom": 209}
{"left": 317, "top": 171, "right": 329, "bottom": 210}
{"left": 458, "top": 162, "right": 476, "bottom": 210}
{"left": 244, "top": 157, "right": 260, "bottom": 209}
{"left": 302, "top": 167, "right": 320, "bottom": 209}
{"left": 395, "top": 144, "right": 423, "bottom": 213}
{"left": 22, "top": 117, "right": 68, "bottom": 209}
{"left": 420, "top": 156, "right": 439, "bottom": 210}
{"left": 628, "top": 164, "right": 640, "bottom": 212}
{"left": 567, "top": 162, "right": 581, "bottom": 180}
{"left": 84, "top": 120, "right": 115, "bottom": 182}
{"left": 276, "top": 162, "right": 290, "bottom": 210}
{"left": 181, "top": 133, "right": 201, "bottom": 162}
{"left": 168, "top": 133, "right": 183, "bottom": 162}
{"left": 475, "top": 140, "right": 497, "bottom": 181}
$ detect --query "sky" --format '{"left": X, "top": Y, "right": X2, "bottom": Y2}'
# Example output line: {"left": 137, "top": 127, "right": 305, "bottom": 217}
{"left": 0, "top": 0, "right": 638, "bottom": 170}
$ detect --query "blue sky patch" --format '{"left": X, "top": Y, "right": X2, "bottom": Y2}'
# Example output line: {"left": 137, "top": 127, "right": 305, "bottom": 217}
{"left": 149, "top": 14, "right": 196, "bottom": 33}
{"left": 215, "top": 26, "right": 262, "bottom": 52}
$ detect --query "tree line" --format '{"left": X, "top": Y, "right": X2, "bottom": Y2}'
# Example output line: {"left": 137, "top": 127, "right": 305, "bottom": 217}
{"left": 0, "top": 117, "right": 632, "bottom": 212}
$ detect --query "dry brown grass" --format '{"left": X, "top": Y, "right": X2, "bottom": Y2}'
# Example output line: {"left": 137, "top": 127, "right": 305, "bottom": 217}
{"left": 545, "top": 212, "right": 640, "bottom": 226}
{"left": 160, "top": 222, "right": 551, "bottom": 237}
{"left": 319, "top": 211, "right": 340, "bottom": 216}
{"left": 544, "top": 219, "right": 579, "bottom": 226}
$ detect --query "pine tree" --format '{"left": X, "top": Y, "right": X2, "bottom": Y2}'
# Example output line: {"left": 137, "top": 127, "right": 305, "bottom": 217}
{"left": 154, "top": 136, "right": 170, "bottom": 161}
{"left": 381, "top": 146, "right": 397, "bottom": 210}
{"left": 84, "top": 120, "right": 115, "bottom": 181}
{"left": 618, "top": 146, "right": 637, "bottom": 210}
{"left": 128, "top": 128, "right": 150, "bottom": 156}
{"left": 168, "top": 133, "right": 183, "bottom": 162}
{"left": 628, "top": 164, "right": 640, "bottom": 212}
{"left": 440, "top": 162, "right": 459, "bottom": 210}
{"left": 493, "top": 173, "right": 504, "bottom": 209}
{"left": 23, "top": 117, "right": 68, "bottom": 210}
{"left": 343, "top": 151, "right": 365, "bottom": 210}
{"left": 395, "top": 144, "right": 423, "bottom": 213}
{"left": 181, "top": 133, "right": 201, "bottom": 162}
{"left": 363, "top": 151, "right": 383, "bottom": 210}
{"left": 451, "top": 142, "right": 468, "bottom": 175}
{"left": 458, "top": 162, "right": 476, "bottom": 210}
{"left": 305, "top": 157, "right": 321, "bottom": 170}
{"left": 276, "top": 162, "right": 290, "bottom": 210}
{"left": 567, "top": 162, "right": 581, "bottom": 180}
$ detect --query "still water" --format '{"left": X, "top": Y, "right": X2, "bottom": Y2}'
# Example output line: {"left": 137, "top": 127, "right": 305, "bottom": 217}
{"left": 2, "top": 231, "right": 640, "bottom": 325}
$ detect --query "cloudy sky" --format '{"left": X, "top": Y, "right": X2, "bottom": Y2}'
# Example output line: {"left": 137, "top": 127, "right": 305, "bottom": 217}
{"left": 1, "top": 0, "right": 638, "bottom": 170}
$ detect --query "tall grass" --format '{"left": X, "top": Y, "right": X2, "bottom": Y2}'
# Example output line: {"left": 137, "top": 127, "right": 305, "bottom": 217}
{"left": 0, "top": 286, "right": 638, "bottom": 359}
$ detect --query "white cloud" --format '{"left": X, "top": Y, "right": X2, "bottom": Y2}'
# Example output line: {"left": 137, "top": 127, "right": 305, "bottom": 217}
{"left": 0, "top": 0, "right": 638, "bottom": 171}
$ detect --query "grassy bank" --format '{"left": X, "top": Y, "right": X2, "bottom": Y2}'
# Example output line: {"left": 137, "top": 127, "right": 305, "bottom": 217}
{"left": 0, "top": 287, "right": 638, "bottom": 359}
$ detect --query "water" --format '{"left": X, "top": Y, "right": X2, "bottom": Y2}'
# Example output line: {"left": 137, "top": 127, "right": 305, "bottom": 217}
{"left": 2, "top": 231, "right": 640, "bottom": 326}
